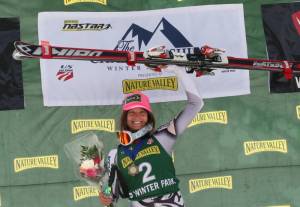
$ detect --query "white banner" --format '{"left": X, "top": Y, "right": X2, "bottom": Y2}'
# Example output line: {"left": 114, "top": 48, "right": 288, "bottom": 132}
{"left": 38, "top": 4, "right": 250, "bottom": 106}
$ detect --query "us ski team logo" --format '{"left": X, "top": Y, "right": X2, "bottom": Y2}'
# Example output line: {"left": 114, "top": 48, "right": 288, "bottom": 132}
{"left": 56, "top": 65, "right": 74, "bottom": 81}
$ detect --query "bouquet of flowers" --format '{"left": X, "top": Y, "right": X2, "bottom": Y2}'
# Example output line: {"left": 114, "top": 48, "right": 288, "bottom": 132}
{"left": 64, "top": 132, "right": 111, "bottom": 193}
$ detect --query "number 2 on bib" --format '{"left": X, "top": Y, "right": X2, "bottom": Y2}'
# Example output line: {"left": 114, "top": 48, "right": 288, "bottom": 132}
{"left": 139, "top": 162, "right": 156, "bottom": 183}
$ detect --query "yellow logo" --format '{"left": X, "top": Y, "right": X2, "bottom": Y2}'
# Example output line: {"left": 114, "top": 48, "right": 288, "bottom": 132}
{"left": 244, "top": 139, "right": 288, "bottom": 155}
{"left": 73, "top": 186, "right": 99, "bottom": 201}
{"left": 122, "top": 76, "right": 178, "bottom": 94}
{"left": 14, "top": 155, "right": 59, "bottom": 172}
{"left": 265, "top": 205, "right": 291, "bottom": 207}
{"left": 189, "top": 175, "right": 232, "bottom": 193}
{"left": 71, "top": 119, "right": 115, "bottom": 134}
{"left": 297, "top": 105, "right": 300, "bottom": 119}
{"left": 188, "top": 111, "right": 228, "bottom": 127}
{"left": 62, "top": 20, "right": 112, "bottom": 31}
{"left": 121, "top": 146, "right": 160, "bottom": 168}
{"left": 64, "top": 0, "right": 107, "bottom": 5}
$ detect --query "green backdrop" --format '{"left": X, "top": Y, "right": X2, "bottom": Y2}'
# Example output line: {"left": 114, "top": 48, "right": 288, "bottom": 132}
{"left": 0, "top": 0, "right": 299, "bottom": 207}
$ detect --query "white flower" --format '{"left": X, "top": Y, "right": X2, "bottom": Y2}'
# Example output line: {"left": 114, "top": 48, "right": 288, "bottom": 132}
{"left": 80, "top": 159, "right": 95, "bottom": 169}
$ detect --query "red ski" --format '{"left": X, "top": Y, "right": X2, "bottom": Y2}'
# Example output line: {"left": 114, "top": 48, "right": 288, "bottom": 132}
{"left": 13, "top": 41, "right": 300, "bottom": 80}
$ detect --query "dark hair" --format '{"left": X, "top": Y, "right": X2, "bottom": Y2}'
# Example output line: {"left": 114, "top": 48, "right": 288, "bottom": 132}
{"left": 120, "top": 110, "right": 155, "bottom": 132}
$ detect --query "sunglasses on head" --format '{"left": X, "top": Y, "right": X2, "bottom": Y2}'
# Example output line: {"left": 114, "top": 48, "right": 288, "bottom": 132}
{"left": 117, "top": 130, "right": 134, "bottom": 146}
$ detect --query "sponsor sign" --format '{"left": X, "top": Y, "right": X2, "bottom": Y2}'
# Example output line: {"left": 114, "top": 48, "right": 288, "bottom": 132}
{"left": 71, "top": 119, "right": 115, "bottom": 133}
{"left": 122, "top": 76, "right": 178, "bottom": 93}
{"left": 62, "top": 20, "right": 111, "bottom": 31}
{"left": 38, "top": 5, "right": 249, "bottom": 106}
{"left": 73, "top": 186, "right": 99, "bottom": 201}
{"left": 265, "top": 205, "right": 291, "bottom": 207}
{"left": 64, "top": 0, "right": 107, "bottom": 5}
{"left": 14, "top": 155, "right": 59, "bottom": 172}
{"left": 188, "top": 110, "right": 228, "bottom": 127}
{"left": 244, "top": 139, "right": 288, "bottom": 155}
{"left": 189, "top": 175, "right": 232, "bottom": 193}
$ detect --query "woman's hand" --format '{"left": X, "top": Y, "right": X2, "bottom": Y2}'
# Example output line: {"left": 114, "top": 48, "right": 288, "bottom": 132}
{"left": 99, "top": 191, "right": 113, "bottom": 206}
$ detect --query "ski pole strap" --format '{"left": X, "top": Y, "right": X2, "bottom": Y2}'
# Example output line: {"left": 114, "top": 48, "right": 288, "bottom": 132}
{"left": 41, "top": 40, "right": 52, "bottom": 59}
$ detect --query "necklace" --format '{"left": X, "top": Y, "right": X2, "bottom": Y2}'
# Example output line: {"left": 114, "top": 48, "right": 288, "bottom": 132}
{"left": 122, "top": 139, "right": 145, "bottom": 176}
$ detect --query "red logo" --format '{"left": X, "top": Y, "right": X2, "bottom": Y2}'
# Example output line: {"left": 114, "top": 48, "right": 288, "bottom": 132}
{"left": 292, "top": 11, "right": 300, "bottom": 36}
{"left": 56, "top": 65, "right": 74, "bottom": 81}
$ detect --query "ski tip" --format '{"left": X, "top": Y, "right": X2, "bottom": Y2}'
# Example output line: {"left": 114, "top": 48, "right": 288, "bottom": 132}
{"left": 12, "top": 50, "right": 26, "bottom": 61}
{"left": 13, "top": 40, "right": 24, "bottom": 46}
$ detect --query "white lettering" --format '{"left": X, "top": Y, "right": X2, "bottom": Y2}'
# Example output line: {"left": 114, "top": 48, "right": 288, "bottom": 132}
{"left": 295, "top": 77, "right": 300, "bottom": 88}
{"left": 131, "top": 182, "right": 160, "bottom": 198}
{"left": 161, "top": 178, "right": 176, "bottom": 188}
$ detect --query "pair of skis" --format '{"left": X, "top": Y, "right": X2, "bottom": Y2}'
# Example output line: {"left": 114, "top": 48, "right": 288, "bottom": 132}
{"left": 12, "top": 41, "right": 300, "bottom": 80}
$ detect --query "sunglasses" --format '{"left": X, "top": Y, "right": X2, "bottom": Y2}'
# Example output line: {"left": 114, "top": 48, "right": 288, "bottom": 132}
{"left": 117, "top": 131, "right": 134, "bottom": 146}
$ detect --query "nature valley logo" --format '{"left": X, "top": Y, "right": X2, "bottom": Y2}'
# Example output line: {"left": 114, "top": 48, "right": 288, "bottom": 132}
{"left": 297, "top": 105, "right": 300, "bottom": 119}
{"left": 244, "top": 139, "right": 288, "bottom": 155}
{"left": 73, "top": 186, "right": 99, "bottom": 201}
{"left": 264, "top": 205, "right": 291, "bottom": 207}
{"left": 64, "top": 0, "right": 107, "bottom": 5}
{"left": 121, "top": 146, "right": 160, "bottom": 168}
{"left": 122, "top": 76, "right": 178, "bottom": 94}
{"left": 189, "top": 175, "right": 232, "bottom": 193}
{"left": 62, "top": 20, "right": 112, "bottom": 31}
{"left": 14, "top": 155, "right": 59, "bottom": 172}
{"left": 188, "top": 111, "right": 228, "bottom": 127}
{"left": 71, "top": 119, "right": 115, "bottom": 134}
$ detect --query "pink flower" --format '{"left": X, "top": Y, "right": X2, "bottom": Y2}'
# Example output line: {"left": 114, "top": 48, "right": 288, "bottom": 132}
{"left": 86, "top": 168, "right": 97, "bottom": 177}
{"left": 93, "top": 156, "right": 101, "bottom": 164}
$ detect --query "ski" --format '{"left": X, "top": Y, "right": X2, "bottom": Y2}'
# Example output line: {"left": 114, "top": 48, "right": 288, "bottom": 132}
{"left": 13, "top": 41, "right": 300, "bottom": 80}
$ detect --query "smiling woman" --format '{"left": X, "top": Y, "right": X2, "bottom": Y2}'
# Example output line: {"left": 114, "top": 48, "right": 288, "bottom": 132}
{"left": 121, "top": 91, "right": 153, "bottom": 132}
{"left": 126, "top": 108, "right": 149, "bottom": 131}
{"left": 98, "top": 65, "right": 204, "bottom": 207}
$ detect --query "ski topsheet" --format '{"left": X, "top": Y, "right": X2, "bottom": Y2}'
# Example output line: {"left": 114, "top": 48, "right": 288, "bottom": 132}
{"left": 13, "top": 41, "right": 300, "bottom": 80}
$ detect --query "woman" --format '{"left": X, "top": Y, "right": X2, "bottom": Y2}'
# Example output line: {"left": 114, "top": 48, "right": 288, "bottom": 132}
{"left": 100, "top": 65, "right": 204, "bottom": 207}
